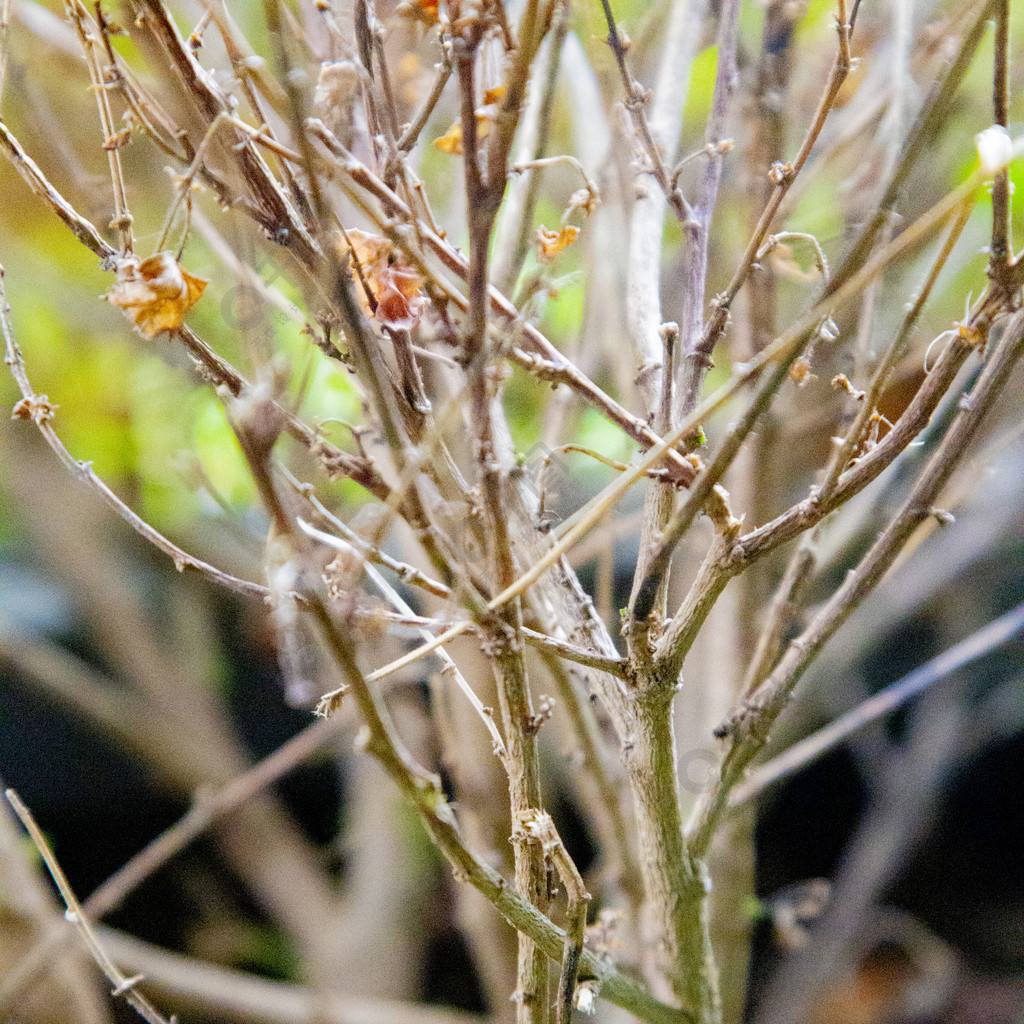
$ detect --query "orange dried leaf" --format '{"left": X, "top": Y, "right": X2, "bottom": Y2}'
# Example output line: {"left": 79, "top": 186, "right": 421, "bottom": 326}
{"left": 343, "top": 229, "right": 427, "bottom": 329}
{"left": 398, "top": 0, "right": 439, "bottom": 23}
{"left": 433, "top": 111, "right": 493, "bottom": 156}
{"left": 105, "top": 251, "right": 207, "bottom": 339}
{"left": 482, "top": 84, "right": 506, "bottom": 105}
{"left": 536, "top": 224, "right": 579, "bottom": 263}
{"left": 433, "top": 121, "right": 464, "bottom": 155}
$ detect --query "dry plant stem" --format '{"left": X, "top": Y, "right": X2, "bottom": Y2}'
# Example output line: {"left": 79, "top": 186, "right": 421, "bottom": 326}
{"left": 0, "top": 266, "right": 269, "bottom": 600}
{"left": 818, "top": 202, "right": 973, "bottom": 501}
{"left": 676, "top": 0, "right": 739, "bottom": 418}
{"left": 656, "top": 320, "right": 978, "bottom": 693}
{"left": 698, "top": 0, "right": 854, "bottom": 359}
{"left": 98, "top": 926, "right": 483, "bottom": 1024}
{"left": 625, "top": 0, "right": 707, "bottom": 417}
{"left": 688, "top": 308, "right": 1024, "bottom": 859}
{"left": 989, "top": 0, "right": 1012, "bottom": 286}
{"left": 398, "top": 57, "right": 452, "bottom": 152}
{"left": 494, "top": 0, "right": 569, "bottom": 293}
{"left": 744, "top": 0, "right": 801, "bottom": 359}
{"left": 534, "top": 648, "right": 643, "bottom": 914}
{"left": 308, "top": 125, "right": 697, "bottom": 485}
{"left": 232, "top": 420, "right": 676, "bottom": 1023}
{"left": 0, "top": 119, "right": 391, "bottom": 502}
{"left": 5, "top": 790, "right": 173, "bottom": 1024}
{"left": 541, "top": 820, "right": 591, "bottom": 1024}
{"left": 732, "top": 600, "right": 1024, "bottom": 806}
{"left": 598, "top": 0, "right": 695, "bottom": 227}
{"left": 68, "top": 0, "right": 133, "bottom": 253}
{"left": 830, "top": 0, "right": 995, "bottom": 290}
{"left": 0, "top": 783, "right": 110, "bottom": 1024}
{"left": 314, "top": 600, "right": 693, "bottom": 1024}
{"left": 297, "top": 517, "right": 509, "bottom": 759}
{"left": 739, "top": 535, "right": 817, "bottom": 698}
{"left": 0, "top": 0, "right": 9, "bottom": 109}
{"left": 307, "top": 161, "right": 989, "bottom": 706}
{"left": 0, "top": 120, "right": 115, "bottom": 257}
{"left": 0, "top": 710, "right": 352, "bottom": 1009}
{"left": 632, "top": 322, "right": 808, "bottom": 627}
{"left": 523, "top": 629, "right": 629, "bottom": 678}
{"left": 634, "top": 168, "right": 986, "bottom": 633}
{"left": 456, "top": 32, "right": 554, "bottom": 1021}
{"left": 279, "top": 465, "right": 452, "bottom": 599}
{"left": 129, "top": 0, "right": 318, "bottom": 262}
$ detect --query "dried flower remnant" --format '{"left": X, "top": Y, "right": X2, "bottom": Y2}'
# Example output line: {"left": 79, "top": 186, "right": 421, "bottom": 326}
{"left": 11, "top": 394, "right": 58, "bottom": 425}
{"left": 342, "top": 229, "right": 427, "bottom": 329}
{"left": 105, "top": 252, "right": 207, "bottom": 339}
{"left": 536, "top": 224, "right": 579, "bottom": 263}
{"left": 789, "top": 357, "right": 817, "bottom": 387}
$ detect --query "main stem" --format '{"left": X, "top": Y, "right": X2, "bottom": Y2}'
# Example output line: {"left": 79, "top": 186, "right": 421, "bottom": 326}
{"left": 622, "top": 683, "right": 720, "bottom": 1023}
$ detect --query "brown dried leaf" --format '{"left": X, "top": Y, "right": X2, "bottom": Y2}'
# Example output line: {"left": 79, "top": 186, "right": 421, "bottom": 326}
{"left": 536, "top": 224, "right": 579, "bottom": 263}
{"left": 105, "top": 252, "right": 207, "bottom": 339}
{"left": 343, "top": 229, "right": 427, "bottom": 329}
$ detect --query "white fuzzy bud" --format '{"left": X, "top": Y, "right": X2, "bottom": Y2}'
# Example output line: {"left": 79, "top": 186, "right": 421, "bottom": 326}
{"left": 975, "top": 125, "right": 1013, "bottom": 176}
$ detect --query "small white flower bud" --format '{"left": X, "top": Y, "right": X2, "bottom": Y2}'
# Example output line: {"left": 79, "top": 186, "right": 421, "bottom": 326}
{"left": 975, "top": 125, "right": 1013, "bottom": 175}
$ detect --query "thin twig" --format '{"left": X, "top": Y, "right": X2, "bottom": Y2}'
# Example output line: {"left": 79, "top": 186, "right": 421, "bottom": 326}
{"left": 688, "top": 306, "right": 1024, "bottom": 859}
{"left": 2, "top": 265, "right": 269, "bottom": 600}
{"left": 730, "top": 601, "right": 1024, "bottom": 805}
{"left": 297, "top": 517, "right": 510, "bottom": 759}
{"left": 988, "top": 0, "right": 1012, "bottom": 286}
{"left": 398, "top": 57, "right": 453, "bottom": 152}
{"left": 68, "top": 1, "right": 134, "bottom": 252}
{"left": 5, "top": 790, "right": 173, "bottom": 1024}
{"left": 698, "top": 0, "right": 857, "bottom": 362}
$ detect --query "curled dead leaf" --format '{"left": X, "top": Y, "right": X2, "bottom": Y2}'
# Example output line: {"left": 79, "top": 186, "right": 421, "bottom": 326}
{"left": 536, "top": 224, "right": 579, "bottom": 263}
{"left": 342, "top": 229, "right": 427, "bottom": 329}
{"left": 105, "top": 251, "right": 207, "bottom": 339}
{"left": 770, "top": 243, "right": 821, "bottom": 283}
{"left": 433, "top": 109, "right": 494, "bottom": 155}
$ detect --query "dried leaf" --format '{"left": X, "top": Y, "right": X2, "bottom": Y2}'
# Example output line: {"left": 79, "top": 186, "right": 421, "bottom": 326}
{"left": 398, "top": 0, "right": 439, "bottom": 24}
{"left": 482, "top": 84, "right": 506, "bottom": 105}
{"left": 769, "top": 243, "right": 820, "bottom": 282}
{"left": 433, "top": 111, "right": 494, "bottom": 155}
{"left": 105, "top": 251, "right": 207, "bottom": 339}
{"left": 343, "top": 229, "right": 427, "bottom": 329}
{"left": 536, "top": 224, "right": 579, "bottom": 263}
{"left": 433, "top": 121, "right": 465, "bottom": 155}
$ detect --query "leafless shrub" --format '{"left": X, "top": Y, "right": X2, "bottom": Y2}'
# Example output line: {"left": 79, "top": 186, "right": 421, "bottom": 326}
{"left": 1, "top": 1, "right": 1022, "bottom": 1023}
